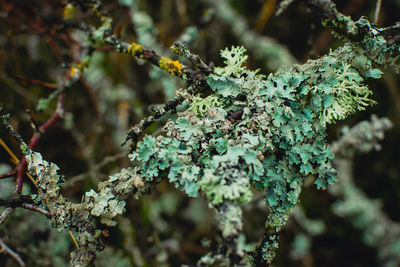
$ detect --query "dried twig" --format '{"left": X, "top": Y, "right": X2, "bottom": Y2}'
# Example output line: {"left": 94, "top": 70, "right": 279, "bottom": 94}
{"left": 0, "top": 238, "right": 26, "bottom": 267}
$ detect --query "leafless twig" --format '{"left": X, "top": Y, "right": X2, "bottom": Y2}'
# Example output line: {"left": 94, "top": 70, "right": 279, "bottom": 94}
{"left": 375, "top": 0, "right": 382, "bottom": 25}
{"left": 0, "top": 238, "right": 26, "bottom": 267}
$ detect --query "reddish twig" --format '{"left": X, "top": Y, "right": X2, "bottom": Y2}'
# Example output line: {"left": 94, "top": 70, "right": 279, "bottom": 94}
{"left": 29, "top": 93, "right": 65, "bottom": 148}
{"left": 13, "top": 75, "right": 58, "bottom": 89}
{"left": 13, "top": 93, "right": 65, "bottom": 197}
{"left": 0, "top": 170, "right": 16, "bottom": 179}
{"left": 27, "top": 109, "right": 40, "bottom": 132}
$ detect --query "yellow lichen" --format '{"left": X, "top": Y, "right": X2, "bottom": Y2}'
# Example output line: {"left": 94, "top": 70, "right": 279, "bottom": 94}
{"left": 69, "top": 67, "right": 79, "bottom": 77}
{"left": 63, "top": 3, "right": 75, "bottom": 21}
{"left": 69, "top": 59, "right": 89, "bottom": 77}
{"left": 159, "top": 57, "right": 182, "bottom": 76}
{"left": 127, "top": 42, "right": 144, "bottom": 56}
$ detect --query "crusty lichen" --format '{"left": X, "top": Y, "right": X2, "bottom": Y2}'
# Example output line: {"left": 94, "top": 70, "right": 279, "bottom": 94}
{"left": 126, "top": 42, "right": 144, "bottom": 56}
{"left": 159, "top": 57, "right": 182, "bottom": 76}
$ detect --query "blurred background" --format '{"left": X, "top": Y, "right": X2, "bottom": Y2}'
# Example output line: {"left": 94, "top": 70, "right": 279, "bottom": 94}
{"left": 1, "top": 0, "right": 400, "bottom": 266}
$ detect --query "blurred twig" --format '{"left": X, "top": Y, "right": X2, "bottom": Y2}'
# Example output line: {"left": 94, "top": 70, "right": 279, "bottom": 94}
{"left": 374, "top": 0, "right": 382, "bottom": 25}
{"left": 0, "top": 238, "right": 26, "bottom": 267}
{"left": 64, "top": 152, "right": 126, "bottom": 187}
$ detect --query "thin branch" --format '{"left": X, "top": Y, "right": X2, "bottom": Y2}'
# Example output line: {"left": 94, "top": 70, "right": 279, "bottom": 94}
{"left": 374, "top": 0, "right": 382, "bottom": 25}
{"left": 122, "top": 89, "right": 191, "bottom": 148}
{"left": 0, "top": 238, "right": 26, "bottom": 267}
{"left": 0, "top": 197, "right": 51, "bottom": 218}
{"left": 0, "top": 207, "right": 14, "bottom": 225}
{"left": 64, "top": 152, "right": 126, "bottom": 187}
{"left": 13, "top": 74, "right": 58, "bottom": 89}
{"left": 303, "top": 0, "right": 400, "bottom": 47}
{"left": 0, "top": 170, "right": 16, "bottom": 179}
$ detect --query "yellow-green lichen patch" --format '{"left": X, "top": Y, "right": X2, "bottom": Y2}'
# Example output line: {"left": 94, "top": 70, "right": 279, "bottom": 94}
{"left": 127, "top": 42, "right": 144, "bottom": 56}
{"left": 63, "top": 3, "right": 76, "bottom": 21}
{"left": 159, "top": 57, "right": 182, "bottom": 76}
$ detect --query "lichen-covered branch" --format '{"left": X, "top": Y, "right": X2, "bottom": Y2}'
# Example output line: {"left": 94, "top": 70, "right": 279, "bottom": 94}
{"left": 304, "top": 0, "right": 400, "bottom": 48}
{"left": 25, "top": 151, "right": 153, "bottom": 266}
{"left": 127, "top": 12, "right": 400, "bottom": 263}
{"left": 330, "top": 115, "right": 400, "bottom": 265}
{"left": 2, "top": 1, "right": 399, "bottom": 266}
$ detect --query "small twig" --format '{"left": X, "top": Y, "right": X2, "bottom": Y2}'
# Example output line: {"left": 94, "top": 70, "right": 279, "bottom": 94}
{"left": 171, "top": 42, "right": 212, "bottom": 74}
{"left": 20, "top": 203, "right": 51, "bottom": 217}
{"left": 13, "top": 74, "right": 58, "bottom": 89}
{"left": 0, "top": 116, "right": 28, "bottom": 151}
{"left": 0, "top": 238, "right": 26, "bottom": 267}
{"left": 0, "top": 207, "right": 14, "bottom": 225}
{"left": 374, "top": 0, "right": 382, "bottom": 25}
{"left": 0, "top": 138, "right": 36, "bottom": 186}
{"left": 27, "top": 109, "right": 40, "bottom": 132}
{"left": 64, "top": 152, "right": 126, "bottom": 187}
{"left": 0, "top": 170, "right": 16, "bottom": 179}
{"left": 304, "top": 0, "right": 400, "bottom": 46}
{"left": 0, "top": 197, "right": 51, "bottom": 218}
{"left": 0, "top": 138, "right": 20, "bottom": 164}
{"left": 122, "top": 89, "right": 191, "bottom": 148}
{"left": 254, "top": 0, "right": 277, "bottom": 33}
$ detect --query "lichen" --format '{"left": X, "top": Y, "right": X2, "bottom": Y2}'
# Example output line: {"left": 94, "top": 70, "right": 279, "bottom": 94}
{"left": 129, "top": 39, "right": 394, "bottom": 263}
{"left": 126, "top": 42, "right": 144, "bottom": 56}
{"left": 188, "top": 94, "right": 224, "bottom": 117}
{"left": 63, "top": 3, "right": 76, "bottom": 21}
{"left": 159, "top": 57, "right": 182, "bottom": 76}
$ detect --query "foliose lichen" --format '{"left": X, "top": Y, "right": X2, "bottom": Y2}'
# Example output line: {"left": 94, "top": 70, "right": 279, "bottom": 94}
{"left": 129, "top": 30, "right": 392, "bottom": 262}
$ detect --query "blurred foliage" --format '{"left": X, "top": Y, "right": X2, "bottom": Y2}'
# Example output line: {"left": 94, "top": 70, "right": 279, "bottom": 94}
{"left": 1, "top": 0, "right": 400, "bottom": 266}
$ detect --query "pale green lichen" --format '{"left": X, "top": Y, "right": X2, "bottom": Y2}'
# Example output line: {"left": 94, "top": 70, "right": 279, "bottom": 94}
{"left": 311, "top": 61, "right": 377, "bottom": 126}
{"left": 214, "top": 46, "right": 262, "bottom": 78}
{"left": 129, "top": 33, "right": 397, "bottom": 263}
{"left": 188, "top": 94, "right": 224, "bottom": 117}
{"left": 11, "top": 9, "right": 398, "bottom": 266}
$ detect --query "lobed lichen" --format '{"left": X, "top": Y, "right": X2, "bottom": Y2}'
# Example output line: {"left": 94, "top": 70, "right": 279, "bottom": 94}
{"left": 129, "top": 34, "right": 394, "bottom": 263}
{"left": 188, "top": 94, "right": 224, "bottom": 117}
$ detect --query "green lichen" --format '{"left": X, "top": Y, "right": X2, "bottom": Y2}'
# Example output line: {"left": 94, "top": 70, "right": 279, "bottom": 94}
{"left": 214, "top": 46, "right": 262, "bottom": 78}
{"left": 188, "top": 94, "right": 224, "bottom": 117}
{"left": 129, "top": 39, "right": 393, "bottom": 264}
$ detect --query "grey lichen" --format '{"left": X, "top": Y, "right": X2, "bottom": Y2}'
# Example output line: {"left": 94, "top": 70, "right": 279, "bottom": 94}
{"left": 25, "top": 151, "right": 151, "bottom": 266}
{"left": 85, "top": 167, "right": 147, "bottom": 227}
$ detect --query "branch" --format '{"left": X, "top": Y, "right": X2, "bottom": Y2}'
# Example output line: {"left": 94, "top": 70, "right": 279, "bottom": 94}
{"left": 304, "top": 0, "right": 400, "bottom": 46}
{"left": 0, "top": 196, "right": 51, "bottom": 217}
{"left": 0, "top": 238, "right": 26, "bottom": 267}
{"left": 0, "top": 170, "right": 16, "bottom": 179}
